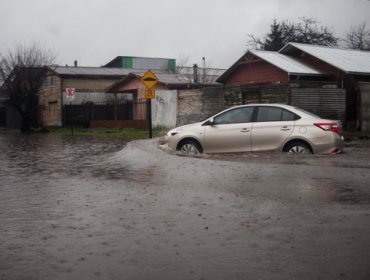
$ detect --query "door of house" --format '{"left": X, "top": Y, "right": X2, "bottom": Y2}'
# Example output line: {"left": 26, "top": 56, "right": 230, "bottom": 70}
{"left": 0, "top": 107, "right": 6, "bottom": 127}
{"left": 360, "top": 83, "right": 370, "bottom": 132}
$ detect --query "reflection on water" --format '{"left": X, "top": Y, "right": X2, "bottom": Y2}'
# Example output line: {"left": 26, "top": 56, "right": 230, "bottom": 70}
{"left": 0, "top": 133, "right": 159, "bottom": 280}
{"left": 0, "top": 133, "right": 126, "bottom": 181}
{"left": 1, "top": 134, "right": 370, "bottom": 280}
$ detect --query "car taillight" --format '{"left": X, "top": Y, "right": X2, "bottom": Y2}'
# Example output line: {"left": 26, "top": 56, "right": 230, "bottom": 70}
{"left": 314, "top": 123, "right": 341, "bottom": 135}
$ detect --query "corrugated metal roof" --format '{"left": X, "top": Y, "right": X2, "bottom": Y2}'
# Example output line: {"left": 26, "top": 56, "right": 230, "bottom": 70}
{"left": 53, "top": 66, "right": 133, "bottom": 76}
{"left": 251, "top": 50, "right": 325, "bottom": 75}
{"left": 155, "top": 73, "right": 193, "bottom": 85}
{"left": 107, "top": 72, "right": 220, "bottom": 92}
{"left": 53, "top": 66, "right": 170, "bottom": 77}
{"left": 280, "top": 43, "right": 370, "bottom": 74}
{"left": 177, "top": 67, "right": 226, "bottom": 76}
{"left": 147, "top": 73, "right": 220, "bottom": 86}
{"left": 131, "top": 73, "right": 219, "bottom": 86}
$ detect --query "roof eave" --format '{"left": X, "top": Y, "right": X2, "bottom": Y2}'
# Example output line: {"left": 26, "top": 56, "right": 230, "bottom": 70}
{"left": 106, "top": 73, "right": 141, "bottom": 93}
{"left": 288, "top": 72, "right": 327, "bottom": 76}
{"left": 58, "top": 74, "right": 125, "bottom": 78}
{"left": 346, "top": 71, "right": 370, "bottom": 76}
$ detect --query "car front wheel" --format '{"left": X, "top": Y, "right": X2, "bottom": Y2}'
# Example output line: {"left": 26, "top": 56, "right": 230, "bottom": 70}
{"left": 178, "top": 140, "right": 202, "bottom": 156}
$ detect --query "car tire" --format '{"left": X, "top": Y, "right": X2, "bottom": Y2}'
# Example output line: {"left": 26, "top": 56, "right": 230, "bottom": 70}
{"left": 178, "top": 140, "right": 202, "bottom": 156}
{"left": 285, "top": 142, "right": 312, "bottom": 155}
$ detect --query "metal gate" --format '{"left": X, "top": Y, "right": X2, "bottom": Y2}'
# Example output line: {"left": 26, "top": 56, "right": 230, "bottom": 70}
{"left": 63, "top": 101, "right": 146, "bottom": 127}
{"left": 290, "top": 88, "right": 346, "bottom": 124}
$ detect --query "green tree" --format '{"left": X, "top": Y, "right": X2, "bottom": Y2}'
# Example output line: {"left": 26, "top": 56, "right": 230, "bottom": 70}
{"left": 249, "top": 19, "right": 285, "bottom": 51}
{"left": 0, "top": 42, "right": 56, "bottom": 132}
{"left": 248, "top": 17, "right": 338, "bottom": 51}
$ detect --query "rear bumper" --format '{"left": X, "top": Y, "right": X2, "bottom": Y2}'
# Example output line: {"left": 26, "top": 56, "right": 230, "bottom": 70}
{"left": 311, "top": 135, "right": 344, "bottom": 154}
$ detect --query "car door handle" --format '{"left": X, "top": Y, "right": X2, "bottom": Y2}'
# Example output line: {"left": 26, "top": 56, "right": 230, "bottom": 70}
{"left": 281, "top": 126, "right": 291, "bottom": 131}
{"left": 240, "top": 128, "right": 250, "bottom": 133}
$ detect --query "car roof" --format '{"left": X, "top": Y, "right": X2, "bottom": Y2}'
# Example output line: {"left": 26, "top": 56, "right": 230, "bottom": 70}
{"left": 234, "top": 103, "right": 295, "bottom": 109}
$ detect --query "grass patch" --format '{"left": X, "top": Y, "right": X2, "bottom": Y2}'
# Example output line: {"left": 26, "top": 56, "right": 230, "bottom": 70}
{"left": 0, "top": 126, "right": 170, "bottom": 139}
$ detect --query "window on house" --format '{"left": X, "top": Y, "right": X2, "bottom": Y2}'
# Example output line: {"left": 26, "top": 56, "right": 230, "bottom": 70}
{"left": 43, "top": 75, "right": 54, "bottom": 87}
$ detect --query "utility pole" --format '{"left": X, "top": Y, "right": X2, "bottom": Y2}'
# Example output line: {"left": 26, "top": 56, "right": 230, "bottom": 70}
{"left": 202, "top": 57, "right": 206, "bottom": 85}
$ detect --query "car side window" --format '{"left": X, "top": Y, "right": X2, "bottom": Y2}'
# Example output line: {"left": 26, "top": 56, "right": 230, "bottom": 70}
{"left": 282, "top": 109, "right": 299, "bottom": 121}
{"left": 256, "top": 107, "right": 282, "bottom": 122}
{"left": 214, "top": 107, "right": 254, "bottom": 124}
{"left": 256, "top": 107, "right": 299, "bottom": 122}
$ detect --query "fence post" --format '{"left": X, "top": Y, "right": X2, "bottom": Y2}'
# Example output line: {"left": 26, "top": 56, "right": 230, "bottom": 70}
{"left": 114, "top": 94, "right": 117, "bottom": 121}
{"left": 147, "top": 99, "right": 152, "bottom": 139}
{"left": 70, "top": 102, "right": 74, "bottom": 135}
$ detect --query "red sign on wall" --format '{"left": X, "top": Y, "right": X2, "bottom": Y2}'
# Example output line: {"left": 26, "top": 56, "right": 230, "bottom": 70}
{"left": 66, "top": 88, "right": 75, "bottom": 102}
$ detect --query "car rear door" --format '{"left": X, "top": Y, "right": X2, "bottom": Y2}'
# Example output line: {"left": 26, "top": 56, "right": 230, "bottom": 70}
{"left": 204, "top": 106, "right": 254, "bottom": 153}
{"left": 251, "top": 106, "right": 295, "bottom": 152}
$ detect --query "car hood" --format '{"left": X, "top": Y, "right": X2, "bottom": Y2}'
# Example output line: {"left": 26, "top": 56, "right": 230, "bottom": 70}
{"left": 172, "top": 122, "right": 202, "bottom": 131}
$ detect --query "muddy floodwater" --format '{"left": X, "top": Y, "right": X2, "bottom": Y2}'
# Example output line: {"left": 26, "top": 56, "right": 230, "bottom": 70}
{"left": 1, "top": 134, "right": 370, "bottom": 280}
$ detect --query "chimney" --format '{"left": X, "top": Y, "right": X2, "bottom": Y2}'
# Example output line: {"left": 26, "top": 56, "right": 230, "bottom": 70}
{"left": 74, "top": 60, "right": 78, "bottom": 67}
{"left": 193, "top": 64, "right": 198, "bottom": 84}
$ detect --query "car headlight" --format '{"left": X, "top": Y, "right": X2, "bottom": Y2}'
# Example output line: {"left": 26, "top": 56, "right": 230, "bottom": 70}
{"left": 167, "top": 128, "right": 182, "bottom": 136}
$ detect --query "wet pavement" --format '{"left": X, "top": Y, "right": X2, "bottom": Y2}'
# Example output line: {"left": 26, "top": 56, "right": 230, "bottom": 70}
{"left": 1, "top": 133, "right": 370, "bottom": 280}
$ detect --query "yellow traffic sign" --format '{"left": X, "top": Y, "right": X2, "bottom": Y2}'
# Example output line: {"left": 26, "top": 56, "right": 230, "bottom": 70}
{"left": 141, "top": 70, "right": 159, "bottom": 89}
{"left": 144, "top": 89, "right": 156, "bottom": 99}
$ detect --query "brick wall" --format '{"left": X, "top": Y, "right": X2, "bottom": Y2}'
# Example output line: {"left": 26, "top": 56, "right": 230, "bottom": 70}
{"left": 177, "top": 89, "right": 204, "bottom": 126}
{"left": 224, "top": 84, "right": 290, "bottom": 107}
{"left": 176, "top": 85, "right": 288, "bottom": 126}
{"left": 176, "top": 88, "right": 225, "bottom": 126}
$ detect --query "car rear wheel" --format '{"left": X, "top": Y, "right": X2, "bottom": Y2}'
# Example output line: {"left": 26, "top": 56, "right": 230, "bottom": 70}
{"left": 285, "top": 142, "right": 312, "bottom": 155}
{"left": 178, "top": 140, "right": 202, "bottom": 156}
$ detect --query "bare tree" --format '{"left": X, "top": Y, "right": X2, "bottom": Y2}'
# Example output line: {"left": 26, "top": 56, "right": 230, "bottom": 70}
{"left": 0, "top": 42, "right": 56, "bottom": 132}
{"left": 175, "top": 53, "right": 191, "bottom": 74}
{"left": 344, "top": 22, "right": 370, "bottom": 50}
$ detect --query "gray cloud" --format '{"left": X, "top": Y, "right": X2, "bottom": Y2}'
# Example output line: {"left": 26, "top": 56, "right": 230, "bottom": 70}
{"left": 1, "top": 0, "right": 369, "bottom": 68}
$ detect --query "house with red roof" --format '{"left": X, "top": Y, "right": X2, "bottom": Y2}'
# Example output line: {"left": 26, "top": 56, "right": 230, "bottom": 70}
{"left": 217, "top": 43, "right": 370, "bottom": 131}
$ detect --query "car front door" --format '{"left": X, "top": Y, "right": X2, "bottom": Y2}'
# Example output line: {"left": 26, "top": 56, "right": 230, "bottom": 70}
{"left": 204, "top": 106, "right": 254, "bottom": 153}
{"left": 251, "top": 106, "right": 296, "bottom": 152}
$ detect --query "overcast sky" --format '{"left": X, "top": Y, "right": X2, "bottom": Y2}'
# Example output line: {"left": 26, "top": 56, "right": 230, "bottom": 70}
{"left": 1, "top": 0, "right": 369, "bottom": 69}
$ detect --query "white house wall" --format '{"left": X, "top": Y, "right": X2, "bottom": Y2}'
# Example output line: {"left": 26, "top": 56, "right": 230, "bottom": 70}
{"left": 151, "top": 90, "right": 177, "bottom": 128}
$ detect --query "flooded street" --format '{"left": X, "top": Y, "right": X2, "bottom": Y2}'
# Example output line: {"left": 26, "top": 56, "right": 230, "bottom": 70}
{"left": 1, "top": 134, "right": 370, "bottom": 280}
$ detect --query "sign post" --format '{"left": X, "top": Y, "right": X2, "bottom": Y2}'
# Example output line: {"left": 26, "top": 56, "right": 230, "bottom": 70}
{"left": 141, "top": 71, "right": 158, "bottom": 139}
{"left": 65, "top": 88, "right": 75, "bottom": 135}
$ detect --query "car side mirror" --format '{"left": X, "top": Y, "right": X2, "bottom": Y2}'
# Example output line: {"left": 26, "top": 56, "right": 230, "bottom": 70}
{"left": 202, "top": 118, "right": 214, "bottom": 126}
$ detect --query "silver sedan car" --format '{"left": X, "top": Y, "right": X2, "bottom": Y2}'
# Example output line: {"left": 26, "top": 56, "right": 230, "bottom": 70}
{"left": 165, "top": 104, "right": 344, "bottom": 155}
